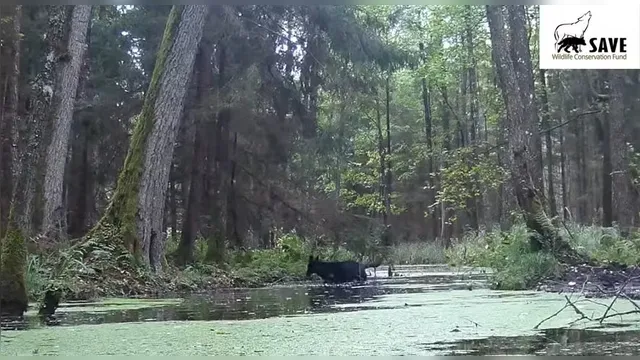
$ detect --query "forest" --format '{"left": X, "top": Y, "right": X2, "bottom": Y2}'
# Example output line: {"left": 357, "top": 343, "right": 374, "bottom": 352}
{"left": 0, "top": 4, "right": 639, "bottom": 329}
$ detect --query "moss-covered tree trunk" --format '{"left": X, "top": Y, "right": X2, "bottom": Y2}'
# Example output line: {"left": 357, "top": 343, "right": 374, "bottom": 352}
{"left": 92, "top": 5, "right": 208, "bottom": 272}
{"left": 486, "top": 5, "right": 586, "bottom": 265}
{"left": 42, "top": 5, "right": 92, "bottom": 238}
{"left": 0, "top": 6, "right": 28, "bottom": 318}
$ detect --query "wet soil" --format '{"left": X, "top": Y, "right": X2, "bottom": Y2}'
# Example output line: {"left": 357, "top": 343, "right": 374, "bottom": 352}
{"left": 537, "top": 264, "right": 640, "bottom": 300}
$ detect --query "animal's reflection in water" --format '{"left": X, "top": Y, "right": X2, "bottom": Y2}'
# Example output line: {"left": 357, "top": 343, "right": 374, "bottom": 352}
{"left": 305, "top": 282, "right": 386, "bottom": 310}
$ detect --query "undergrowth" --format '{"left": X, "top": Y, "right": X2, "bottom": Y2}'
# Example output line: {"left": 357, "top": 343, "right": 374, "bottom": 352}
{"left": 25, "top": 230, "right": 365, "bottom": 302}
{"left": 25, "top": 220, "right": 640, "bottom": 303}
{"left": 446, "top": 222, "right": 640, "bottom": 291}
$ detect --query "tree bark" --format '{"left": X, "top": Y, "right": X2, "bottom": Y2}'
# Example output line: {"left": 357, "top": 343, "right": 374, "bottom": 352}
{"left": 539, "top": 69, "right": 557, "bottom": 218}
{"left": 67, "top": 15, "right": 94, "bottom": 239}
{"left": 178, "top": 38, "right": 214, "bottom": 265}
{"left": 465, "top": 9, "right": 482, "bottom": 229}
{"left": 0, "top": 6, "right": 28, "bottom": 319}
{"left": 609, "top": 70, "right": 635, "bottom": 232}
{"left": 555, "top": 72, "right": 569, "bottom": 220}
{"left": 507, "top": 5, "right": 543, "bottom": 193}
{"left": 487, "top": 5, "right": 585, "bottom": 264}
{"left": 384, "top": 72, "right": 393, "bottom": 242}
{"left": 13, "top": 6, "right": 69, "bottom": 237}
{"left": 90, "top": 5, "right": 208, "bottom": 272}
{"left": 601, "top": 110, "right": 613, "bottom": 227}
{"left": 440, "top": 88, "right": 454, "bottom": 244}
{"left": 42, "top": 5, "right": 92, "bottom": 238}
{"left": 0, "top": 6, "right": 21, "bottom": 239}
{"left": 204, "top": 42, "right": 229, "bottom": 263}
{"left": 419, "top": 42, "right": 436, "bottom": 240}
{"left": 374, "top": 94, "right": 387, "bottom": 222}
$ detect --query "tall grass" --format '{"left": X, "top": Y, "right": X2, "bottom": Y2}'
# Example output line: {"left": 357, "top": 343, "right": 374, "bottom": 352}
{"left": 388, "top": 242, "right": 447, "bottom": 265}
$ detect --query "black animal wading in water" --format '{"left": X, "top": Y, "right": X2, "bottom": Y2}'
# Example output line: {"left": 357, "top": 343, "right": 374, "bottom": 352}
{"left": 305, "top": 256, "right": 381, "bottom": 283}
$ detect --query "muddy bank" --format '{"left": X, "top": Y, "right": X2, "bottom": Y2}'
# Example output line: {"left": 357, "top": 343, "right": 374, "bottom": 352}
{"left": 537, "top": 264, "right": 640, "bottom": 299}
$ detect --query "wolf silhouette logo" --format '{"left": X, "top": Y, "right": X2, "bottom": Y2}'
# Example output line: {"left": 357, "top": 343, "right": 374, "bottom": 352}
{"left": 554, "top": 10, "right": 592, "bottom": 53}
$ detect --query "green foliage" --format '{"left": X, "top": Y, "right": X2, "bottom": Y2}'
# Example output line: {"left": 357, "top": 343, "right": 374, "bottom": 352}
{"left": 448, "top": 222, "right": 640, "bottom": 291}
{"left": 388, "top": 242, "right": 446, "bottom": 265}
{"left": 437, "top": 145, "right": 507, "bottom": 212}
{"left": 227, "top": 230, "right": 362, "bottom": 286}
{"left": 274, "top": 230, "right": 307, "bottom": 262}
{"left": 446, "top": 224, "right": 562, "bottom": 290}
{"left": 25, "top": 246, "right": 90, "bottom": 302}
{"left": 560, "top": 223, "right": 640, "bottom": 266}
{"left": 0, "top": 225, "right": 29, "bottom": 313}
{"left": 25, "top": 254, "right": 48, "bottom": 301}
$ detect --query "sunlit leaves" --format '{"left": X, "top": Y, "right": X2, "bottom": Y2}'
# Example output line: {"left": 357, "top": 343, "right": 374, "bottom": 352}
{"left": 436, "top": 145, "right": 507, "bottom": 210}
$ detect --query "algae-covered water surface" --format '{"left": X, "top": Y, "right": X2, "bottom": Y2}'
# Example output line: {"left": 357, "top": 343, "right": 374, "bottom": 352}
{"left": 3, "top": 265, "right": 640, "bottom": 355}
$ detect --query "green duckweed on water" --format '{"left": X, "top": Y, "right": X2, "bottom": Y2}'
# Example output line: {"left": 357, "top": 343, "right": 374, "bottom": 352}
{"left": 3, "top": 288, "right": 640, "bottom": 356}
{"left": 23, "top": 297, "right": 184, "bottom": 317}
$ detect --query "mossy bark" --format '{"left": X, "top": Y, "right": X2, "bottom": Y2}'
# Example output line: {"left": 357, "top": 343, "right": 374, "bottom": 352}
{"left": 0, "top": 214, "right": 28, "bottom": 317}
{"left": 86, "top": 6, "right": 209, "bottom": 272}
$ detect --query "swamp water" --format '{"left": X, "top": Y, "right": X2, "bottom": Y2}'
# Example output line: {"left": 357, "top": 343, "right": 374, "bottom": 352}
{"left": 2, "top": 264, "right": 640, "bottom": 355}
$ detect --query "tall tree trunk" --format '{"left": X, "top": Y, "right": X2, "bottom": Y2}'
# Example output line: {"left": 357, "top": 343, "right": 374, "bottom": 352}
{"left": 487, "top": 5, "right": 584, "bottom": 263}
{"left": 609, "top": 70, "right": 635, "bottom": 233}
{"left": 468, "top": 34, "right": 482, "bottom": 228}
{"left": 560, "top": 123, "right": 568, "bottom": 220}
{"left": 204, "top": 43, "right": 229, "bottom": 263}
{"left": 67, "top": 12, "right": 94, "bottom": 239}
{"left": 42, "top": 5, "right": 92, "bottom": 238}
{"left": 539, "top": 69, "right": 557, "bottom": 218}
{"left": 419, "top": 42, "right": 436, "bottom": 240}
{"left": 556, "top": 73, "right": 569, "bottom": 220}
{"left": 90, "top": 6, "right": 208, "bottom": 272}
{"left": 574, "top": 94, "right": 588, "bottom": 222}
{"left": 0, "top": 6, "right": 21, "bottom": 239}
{"left": 0, "top": 5, "right": 28, "bottom": 319}
{"left": 601, "top": 110, "right": 613, "bottom": 227}
{"left": 179, "top": 39, "right": 213, "bottom": 265}
{"left": 375, "top": 95, "right": 387, "bottom": 226}
{"left": 226, "top": 132, "right": 240, "bottom": 248}
{"left": 440, "top": 89, "right": 454, "bottom": 244}
{"left": 463, "top": 14, "right": 480, "bottom": 230}
{"left": 169, "top": 166, "right": 177, "bottom": 241}
{"left": 384, "top": 73, "right": 393, "bottom": 240}
{"left": 13, "top": 6, "right": 69, "bottom": 237}
{"left": 507, "top": 5, "right": 543, "bottom": 193}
